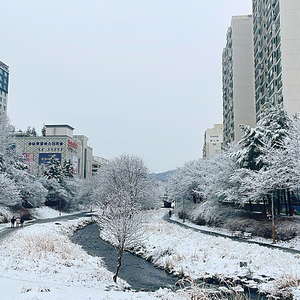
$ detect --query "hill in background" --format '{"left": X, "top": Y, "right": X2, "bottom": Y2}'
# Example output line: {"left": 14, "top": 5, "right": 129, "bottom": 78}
{"left": 153, "top": 170, "right": 177, "bottom": 182}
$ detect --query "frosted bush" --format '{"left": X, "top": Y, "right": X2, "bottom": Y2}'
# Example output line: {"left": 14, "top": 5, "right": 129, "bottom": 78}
{"left": 0, "top": 205, "right": 11, "bottom": 223}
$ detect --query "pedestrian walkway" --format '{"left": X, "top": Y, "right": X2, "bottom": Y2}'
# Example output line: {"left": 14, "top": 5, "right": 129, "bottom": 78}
{"left": 164, "top": 213, "right": 300, "bottom": 255}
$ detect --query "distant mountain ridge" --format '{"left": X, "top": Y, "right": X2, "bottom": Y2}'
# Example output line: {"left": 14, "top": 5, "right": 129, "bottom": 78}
{"left": 153, "top": 169, "right": 177, "bottom": 182}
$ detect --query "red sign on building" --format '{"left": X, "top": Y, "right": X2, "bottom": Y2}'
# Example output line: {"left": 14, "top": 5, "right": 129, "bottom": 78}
{"left": 68, "top": 139, "right": 78, "bottom": 149}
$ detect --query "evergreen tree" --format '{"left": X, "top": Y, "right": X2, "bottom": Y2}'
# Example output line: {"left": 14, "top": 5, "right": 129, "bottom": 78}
{"left": 43, "top": 155, "right": 63, "bottom": 182}
{"left": 31, "top": 127, "right": 37, "bottom": 136}
{"left": 41, "top": 124, "right": 46, "bottom": 137}
{"left": 236, "top": 104, "right": 291, "bottom": 171}
{"left": 62, "top": 159, "right": 74, "bottom": 178}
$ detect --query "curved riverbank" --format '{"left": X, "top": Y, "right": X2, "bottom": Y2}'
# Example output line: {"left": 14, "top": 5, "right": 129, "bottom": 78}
{"left": 71, "top": 222, "right": 179, "bottom": 292}
{"left": 113, "top": 209, "right": 299, "bottom": 299}
{"left": 71, "top": 219, "right": 266, "bottom": 299}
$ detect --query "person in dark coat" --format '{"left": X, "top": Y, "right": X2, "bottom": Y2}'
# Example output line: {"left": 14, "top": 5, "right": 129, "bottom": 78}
{"left": 10, "top": 216, "right": 15, "bottom": 228}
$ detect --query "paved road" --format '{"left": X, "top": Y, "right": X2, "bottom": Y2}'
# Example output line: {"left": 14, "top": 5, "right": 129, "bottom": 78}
{"left": 0, "top": 211, "right": 94, "bottom": 241}
{"left": 164, "top": 213, "right": 300, "bottom": 255}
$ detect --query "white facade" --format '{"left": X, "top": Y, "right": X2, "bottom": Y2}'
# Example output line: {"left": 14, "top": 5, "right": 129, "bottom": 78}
{"left": 203, "top": 124, "right": 223, "bottom": 158}
{"left": 74, "top": 134, "right": 93, "bottom": 179}
{"left": 15, "top": 125, "right": 94, "bottom": 179}
{"left": 222, "top": 16, "right": 256, "bottom": 145}
{"left": 46, "top": 124, "right": 74, "bottom": 138}
{"left": 253, "top": 0, "right": 300, "bottom": 119}
{"left": 92, "top": 156, "right": 108, "bottom": 175}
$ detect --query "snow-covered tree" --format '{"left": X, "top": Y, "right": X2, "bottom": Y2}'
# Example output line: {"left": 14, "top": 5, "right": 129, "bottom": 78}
{"left": 41, "top": 124, "right": 46, "bottom": 137}
{"left": 42, "top": 156, "right": 78, "bottom": 212}
{"left": 43, "top": 155, "right": 63, "bottom": 181}
{"left": 12, "top": 167, "right": 47, "bottom": 207}
{"left": 258, "top": 103, "right": 291, "bottom": 147}
{"left": 0, "top": 114, "right": 16, "bottom": 165}
{"left": 236, "top": 125, "right": 265, "bottom": 170}
{"left": 25, "top": 126, "right": 37, "bottom": 137}
{"left": 95, "top": 154, "right": 154, "bottom": 209}
{"left": 62, "top": 159, "right": 74, "bottom": 178}
{"left": 75, "top": 176, "right": 99, "bottom": 211}
{"left": 0, "top": 116, "right": 46, "bottom": 209}
{"left": 97, "top": 190, "right": 144, "bottom": 283}
{"left": 0, "top": 173, "right": 19, "bottom": 206}
{"left": 253, "top": 115, "right": 300, "bottom": 216}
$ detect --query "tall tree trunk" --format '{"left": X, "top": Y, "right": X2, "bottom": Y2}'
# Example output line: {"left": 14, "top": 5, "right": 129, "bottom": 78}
{"left": 283, "top": 190, "right": 288, "bottom": 216}
{"left": 262, "top": 197, "right": 267, "bottom": 216}
{"left": 287, "top": 189, "right": 293, "bottom": 216}
{"left": 113, "top": 248, "right": 124, "bottom": 283}
{"left": 249, "top": 200, "right": 253, "bottom": 212}
{"left": 277, "top": 190, "right": 281, "bottom": 215}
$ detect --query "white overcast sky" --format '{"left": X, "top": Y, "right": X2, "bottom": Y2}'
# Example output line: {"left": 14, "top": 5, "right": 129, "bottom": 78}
{"left": 2, "top": 0, "right": 252, "bottom": 173}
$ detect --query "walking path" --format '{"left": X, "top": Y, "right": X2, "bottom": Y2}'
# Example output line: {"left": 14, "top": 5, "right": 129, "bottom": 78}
{"left": 165, "top": 213, "right": 300, "bottom": 255}
{"left": 0, "top": 211, "right": 92, "bottom": 241}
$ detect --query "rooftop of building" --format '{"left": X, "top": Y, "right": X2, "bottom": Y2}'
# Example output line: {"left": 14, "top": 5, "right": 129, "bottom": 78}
{"left": 45, "top": 124, "right": 74, "bottom": 130}
{"left": 0, "top": 61, "right": 9, "bottom": 72}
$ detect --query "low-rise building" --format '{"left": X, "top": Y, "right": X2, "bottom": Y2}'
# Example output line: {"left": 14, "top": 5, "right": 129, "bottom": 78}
{"left": 92, "top": 156, "right": 108, "bottom": 175}
{"left": 15, "top": 124, "right": 94, "bottom": 179}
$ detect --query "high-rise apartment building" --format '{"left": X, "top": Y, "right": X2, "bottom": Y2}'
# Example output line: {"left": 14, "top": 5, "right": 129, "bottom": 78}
{"left": 202, "top": 124, "right": 223, "bottom": 158}
{"left": 222, "top": 16, "right": 256, "bottom": 145}
{"left": 253, "top": 0, "right": 300, "bottom": 120}
{"left": 0, "top": 61, "right": 9, "bottom": 114}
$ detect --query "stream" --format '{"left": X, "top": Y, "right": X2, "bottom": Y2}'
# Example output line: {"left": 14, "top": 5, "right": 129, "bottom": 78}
{"left": 71, "top": 223, "right": 178, "bottom": 291}
{"left": 71, "top": 223, "right": 266, "bottom": 299}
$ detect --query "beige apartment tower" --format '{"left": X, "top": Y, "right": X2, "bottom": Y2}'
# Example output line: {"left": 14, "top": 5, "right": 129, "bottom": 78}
{"left": 222, "top": 16, "right": 256, "bottom": 145}
{"left": 203, "top": 124, "right": 223, "bottom": 158}
{"left": 252, "top": 0, "right": 300, "bottom": 119}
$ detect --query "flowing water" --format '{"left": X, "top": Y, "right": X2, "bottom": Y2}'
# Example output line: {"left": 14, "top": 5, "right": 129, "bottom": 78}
{"left": 71, "top": 223, "right": 178, "bottom": 291}
{"left": 71, "top": 223, "right": 265, "bottom": 299}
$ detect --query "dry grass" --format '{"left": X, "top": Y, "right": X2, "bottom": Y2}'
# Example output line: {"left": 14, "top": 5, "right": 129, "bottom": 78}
{"left": 165, "top": 257, "right": 175, "bottom": 270}
{"left": 267, "top": 274, "right": 300, "bottom": 299}
{"left": 22, "top": 233, "right": 74, "bottom": 259}
{"left": 4, "top": 226, "right": 81, "bottom": 264}
{"left": 176, "top": 278, "right": 257, "bottom": 300}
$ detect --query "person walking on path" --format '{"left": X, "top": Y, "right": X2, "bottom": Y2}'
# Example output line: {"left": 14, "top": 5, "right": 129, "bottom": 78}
{"left": 10, "top": 216, "right": 15, "bottom": 228}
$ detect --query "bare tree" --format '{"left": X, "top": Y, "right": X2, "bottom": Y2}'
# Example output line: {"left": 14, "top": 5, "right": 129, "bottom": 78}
{"left": 75, "top": 176, "right": 99, "bottom": 211}
{"left": 93, "top": 154, "right": 151, "bottom": 282}
{"left": 96, "top": 154, "right": 154, "bottom": 209}
{"left": 97, "top": 190, "right": 144, "bottom": 283}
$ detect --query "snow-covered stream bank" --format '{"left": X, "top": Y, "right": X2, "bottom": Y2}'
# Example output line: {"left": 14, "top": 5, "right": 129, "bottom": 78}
{"left": 71, "top": 223, "right": 179, "bottom": 291}
{"left": 1, "top": 208, "right": 300, "bottom": 299}
{"left": 130, "top": 209, "right": 300, "bottom": 299}
{"left": 0, "top": 210, "right": 186, "bottom": 300}
{"left": 72, "top": 222, "right": 266, "bottom": 299}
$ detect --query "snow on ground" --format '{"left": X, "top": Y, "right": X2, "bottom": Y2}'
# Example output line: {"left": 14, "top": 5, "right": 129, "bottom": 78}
{"left": 137, "top": 210, "right": 300, "bottom": 297}
{"left": 170, "top": 213, "right": 300, "bottom": 251}
{"left": 1, "top": 207, "right": 300, "bottom": 299}
{"left": 0, "top": 209, "right": 185, "bottom": 300}
{"left": 31, "top": 206, "right": 64, "bottom": 219}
